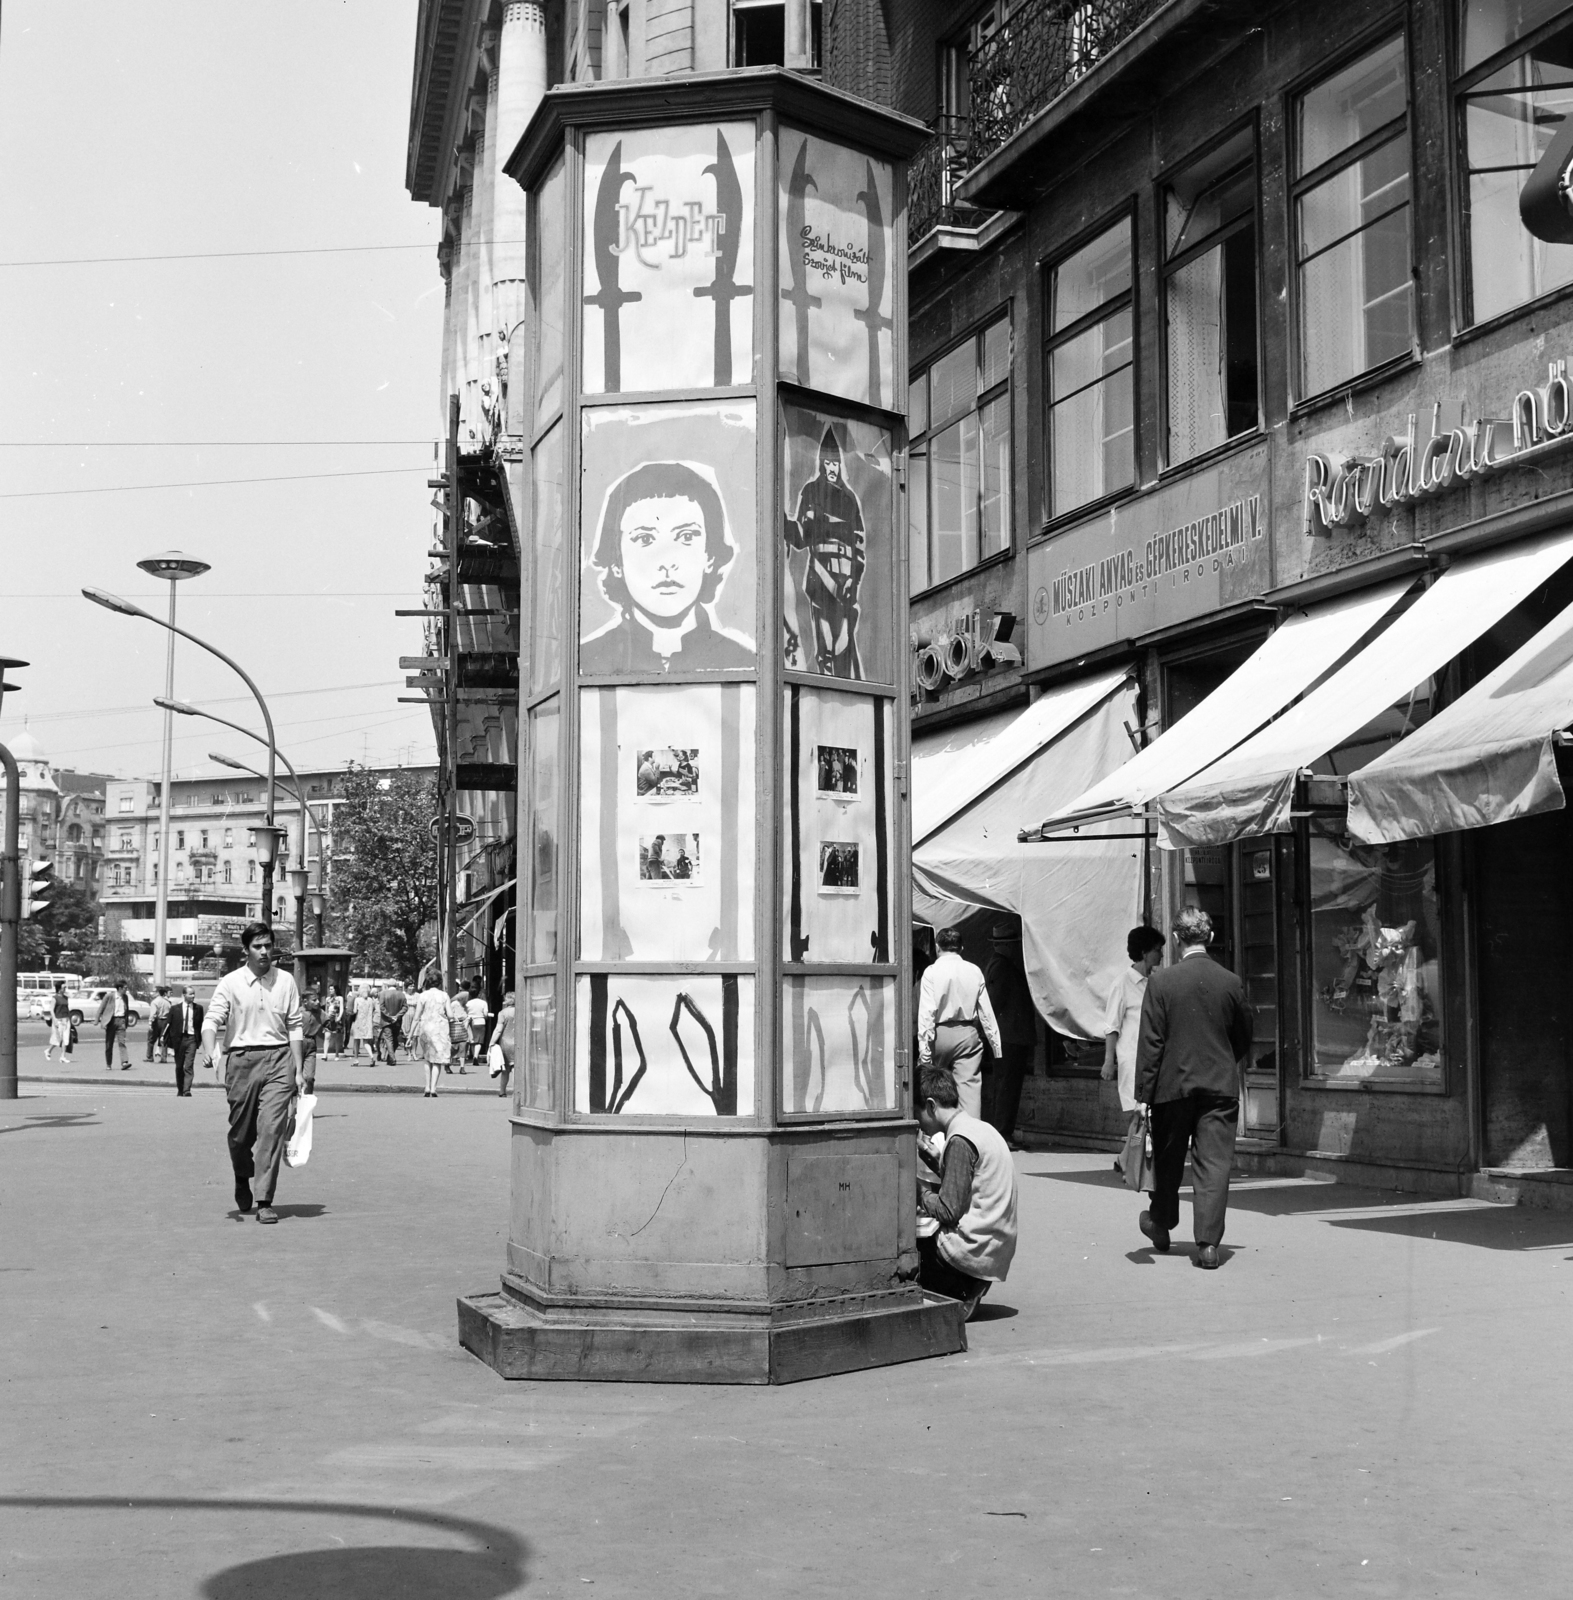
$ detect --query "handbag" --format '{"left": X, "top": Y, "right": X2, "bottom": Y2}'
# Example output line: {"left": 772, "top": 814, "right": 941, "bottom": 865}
{"left": 1122, "top": 1110, "right": 1152, "bottom": 1193}
{"left": 285, "top": 1092, "right": 317, "bottom": 1169}
{"left": 69, "top": 1022, "right": 79, "bottom": 1049}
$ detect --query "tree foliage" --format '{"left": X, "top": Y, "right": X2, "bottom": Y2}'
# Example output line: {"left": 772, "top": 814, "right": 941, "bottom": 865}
{"left": 16, "top": 881, "right": 100, "bottom": 972}
{"left": 329, "top": 766, "right": 440, "bottom": 983}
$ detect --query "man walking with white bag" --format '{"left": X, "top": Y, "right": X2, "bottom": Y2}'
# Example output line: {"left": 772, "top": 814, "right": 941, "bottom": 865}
{"left": 201, "top": 922, "right": 305, "bottom": 1225}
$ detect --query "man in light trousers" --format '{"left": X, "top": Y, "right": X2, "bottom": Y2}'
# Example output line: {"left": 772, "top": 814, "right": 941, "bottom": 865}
{"left": 917, "top": 926, "right": 1003, "bottom": 1119}
{"left": 202, "top": 922, "right": 305, "bottom": 1225}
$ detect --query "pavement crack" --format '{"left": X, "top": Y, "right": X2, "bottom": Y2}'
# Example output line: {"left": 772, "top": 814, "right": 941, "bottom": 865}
{"left": 629, "top": 1132, "right": 688, "bottom": 1238}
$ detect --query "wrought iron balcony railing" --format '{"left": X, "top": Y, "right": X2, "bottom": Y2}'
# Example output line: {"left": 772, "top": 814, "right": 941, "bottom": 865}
{"left": 909, "top": 115, "right": 980, "bottom": 244}
{"left": 967, "top": 0, "right": 1167, "bottom": 168}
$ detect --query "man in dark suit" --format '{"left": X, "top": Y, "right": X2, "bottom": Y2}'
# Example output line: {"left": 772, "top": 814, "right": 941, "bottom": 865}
{"left": 1134, "top": 907, "right": 1253, "bottom": 1269}
{"left": 165, "top": 984, "right": 205, "bottom": 1098}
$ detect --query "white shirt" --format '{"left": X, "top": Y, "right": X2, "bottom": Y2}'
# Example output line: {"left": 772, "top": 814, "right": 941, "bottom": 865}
{"left": 465, "top": 996, "right": 489, "bottom": 1025}
{"left": 1103, "top": 963, "right": 1148, "bottom": 1114}
{"left": 917, "top": 951, "right": 1003, "bottom": 1061}
{"left": 206, "top": 965, "right": 304, "bottom": 1050}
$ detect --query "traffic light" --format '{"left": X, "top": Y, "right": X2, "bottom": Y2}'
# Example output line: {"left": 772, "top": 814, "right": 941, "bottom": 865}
{"left": 22, "top": 858, "right": 54, "bottom": 920}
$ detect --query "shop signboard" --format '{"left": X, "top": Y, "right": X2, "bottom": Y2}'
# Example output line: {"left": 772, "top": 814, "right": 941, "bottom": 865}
{"left": 1027, "top": 442, "right": 1272, "bottom": 670}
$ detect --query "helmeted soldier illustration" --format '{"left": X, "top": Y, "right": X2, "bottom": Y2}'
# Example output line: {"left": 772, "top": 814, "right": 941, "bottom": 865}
{"left": 785, "top": 426, "right": 867, "bottom": 679}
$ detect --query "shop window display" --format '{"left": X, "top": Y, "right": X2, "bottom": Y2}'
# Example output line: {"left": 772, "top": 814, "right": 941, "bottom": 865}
{"left": 1309, "top": 831, "right": 1443, "bottom": 1084}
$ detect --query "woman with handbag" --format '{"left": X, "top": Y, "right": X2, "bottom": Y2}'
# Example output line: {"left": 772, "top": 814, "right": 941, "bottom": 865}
{"left": 488, "top": 991, "right": 516, "bottom": 1098}
{"left": 1102, "top": 925, "right": 1165, "bottom": 1174}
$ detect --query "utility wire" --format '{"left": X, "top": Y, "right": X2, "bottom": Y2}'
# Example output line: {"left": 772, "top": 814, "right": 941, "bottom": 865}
{"left": 14, "top": 679, "right": 407, "bottom": 724}
{"left": 0, "top": 439, "right": 438, "bottom": 447}
{"left": 0, "top": 240, "right": 521, "bottom": 268}
{"left": 0, "top": 465, "right": 431, "bottom": 499}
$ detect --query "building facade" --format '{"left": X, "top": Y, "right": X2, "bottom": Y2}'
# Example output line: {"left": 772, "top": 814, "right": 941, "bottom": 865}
{"left": 834, "top": 0, "right": 1573, "bottom": 1188}
{"left": 0, "top": 728, "right": 108, "bottom": 894}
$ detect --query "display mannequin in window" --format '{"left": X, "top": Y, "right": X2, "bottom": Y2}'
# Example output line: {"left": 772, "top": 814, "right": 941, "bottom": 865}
{"left": 785, "top": 426, "right": 867, "bottom": 677}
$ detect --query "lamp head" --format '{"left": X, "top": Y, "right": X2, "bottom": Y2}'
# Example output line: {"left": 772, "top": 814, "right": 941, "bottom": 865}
{"left": 250, "top": 824, "right": 283, "bottom": 869}
{"left": 136, "top": 551, "right": 211, "bottom": 582}
{"left": 155, "top": 697, "right": 200, "bottom": 716}
{"left": 208, "top": 752, "right": 252, "bottom": 774}
{"left": 81, "top": 587, "right": 147, "bottom": 618}
{"left": 308, "top": 887, "right": 328, "bottom": 918}
{"left": 288, "top": 867, "right": 310, "bottom": 900}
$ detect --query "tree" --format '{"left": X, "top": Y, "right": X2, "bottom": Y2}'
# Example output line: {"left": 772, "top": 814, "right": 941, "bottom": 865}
{"left": 36, "top": 881, "right": 102, "bottom": 972}
{"left": 329, "top": 766, "right": 440, "bottom": 983}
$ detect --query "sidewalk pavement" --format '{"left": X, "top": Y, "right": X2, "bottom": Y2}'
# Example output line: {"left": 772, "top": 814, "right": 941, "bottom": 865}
{"left": 13, "top": 1018, "right": 501, "bottom": 1095}
{"left": 2, "top": 1082, "right": 1571, "bottom": 1597}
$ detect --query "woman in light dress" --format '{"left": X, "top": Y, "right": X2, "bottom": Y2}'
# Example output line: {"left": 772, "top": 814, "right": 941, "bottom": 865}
{"left": 488, "top": 990, "right": 516, "bottom": 1099}
{"left": 408, "top": 979, "right": 452, "bottom": 1097}
{"left": 350, "top": 986, "right": 380, "bottom": 1059}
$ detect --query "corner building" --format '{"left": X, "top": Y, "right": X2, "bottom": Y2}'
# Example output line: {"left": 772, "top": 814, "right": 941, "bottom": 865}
{"left": 826, "top": 0, "right": 1573, "bottom": 1195}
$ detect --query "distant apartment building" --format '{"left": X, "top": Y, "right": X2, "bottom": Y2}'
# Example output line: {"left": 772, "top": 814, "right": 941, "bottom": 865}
{"left": 0, "top": 728, "right": 109, "bottom": 891}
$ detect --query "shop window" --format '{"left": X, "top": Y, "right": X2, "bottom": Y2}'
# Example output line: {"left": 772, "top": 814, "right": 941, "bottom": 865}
{"left": 1307, "top": 830, "right": 1444, "bottom": 1085}
{"left": 1292, "top": 36, "right": 1414, "bottom": 398}
{"left": 732, "top": 1, "right": 821, "bottom": 67}
{"left": 1456, "top": 2, "right": 1573, "bottom": 323}
{"left": 1163, "top": 127, "right": 1260, "bottom": 466}
{"left": 1046, "top": 218, "right": 1134, "bottom": 518}
{"left": 908, "top": 314, "right": 1011, "bottom": 592}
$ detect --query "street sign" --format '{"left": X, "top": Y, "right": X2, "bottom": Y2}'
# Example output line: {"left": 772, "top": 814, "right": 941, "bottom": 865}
{"left": 429, "top": 815, "right": 477, "bottom": 844}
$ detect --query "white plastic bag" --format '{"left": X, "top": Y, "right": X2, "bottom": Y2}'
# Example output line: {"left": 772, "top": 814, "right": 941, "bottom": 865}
{"left": 487, "top": 1042, "right": 506, "bottom": 1078}
{"left": 285, "top": 1092, "right": 317, "bottom": 1168}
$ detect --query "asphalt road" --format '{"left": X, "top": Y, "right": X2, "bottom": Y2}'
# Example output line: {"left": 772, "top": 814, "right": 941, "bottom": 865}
{"left": 2, "top": 1083, "right": 1570, "bottom": 1598}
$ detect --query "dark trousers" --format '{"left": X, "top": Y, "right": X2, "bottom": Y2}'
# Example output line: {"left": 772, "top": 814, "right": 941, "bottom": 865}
{"left": 983, "top": 1043, "right": 1031, "bottom": 1143}
{"left": 1149, "top": 1092, "right": 1239, "bottom": 1248}
{"left": 377, "top": 1018, "right": 401, "bottom": 1061}
{"left": 104, "top": 1018, "right": 128, "bottom": 1067}
{"left": 145, "top": 1017, "right": 167, "bottom": 1060}
{"left": 917, "top": 1233, "right": 989, "bottom": 1303}
{"left": 174, "top": 1038, "right": 197, "bottom": 1095}
{"left": 226, "top": 1045, "right": 296, "bottom": 1207}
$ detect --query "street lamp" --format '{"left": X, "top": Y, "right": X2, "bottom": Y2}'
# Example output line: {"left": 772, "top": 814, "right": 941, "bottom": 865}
{"left": 131, "top": 553, "right": 210, "bottom": 989}
{"left": 83, "top": 581, "right": 279, "bottom": 929}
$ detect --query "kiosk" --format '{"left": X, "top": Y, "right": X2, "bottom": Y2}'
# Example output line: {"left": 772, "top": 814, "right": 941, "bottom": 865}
{"left": 458, "top": 69, "right": 962, "bottom": 1383}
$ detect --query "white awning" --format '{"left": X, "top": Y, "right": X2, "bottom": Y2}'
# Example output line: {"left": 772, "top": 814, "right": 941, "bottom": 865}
{"left": 1155, "top": 529, "right": 1573, "bottom": 849}
{"left": 912, "top": 672, "right": 1142, "bottom": 1038}
{"left": 1347, "top": 597, "right": 1573, "bottom": 842}
{"left": 911, "top": 668, "right": 1130, "bottom": 844}
{"left": 1034, "top": 580, "right": 1412, "bottom": 834}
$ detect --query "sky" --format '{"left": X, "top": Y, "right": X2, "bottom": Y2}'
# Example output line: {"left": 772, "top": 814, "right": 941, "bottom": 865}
{"left": 0, "top": 1, "right": 447, "bottom": 784}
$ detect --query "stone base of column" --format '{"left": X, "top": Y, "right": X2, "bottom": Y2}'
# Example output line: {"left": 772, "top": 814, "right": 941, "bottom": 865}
{"left": 457, "top": 1276, "right": 968, "bottom": 1385}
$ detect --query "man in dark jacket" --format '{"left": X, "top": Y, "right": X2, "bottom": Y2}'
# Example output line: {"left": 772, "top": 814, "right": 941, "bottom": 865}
{"left": 164, "top": 985, "right": 205, "bottom": 1098}
{"left": 1134, "top": 907, "right": 1253, "bottom": 1269}
{"left": 981, "top": 920, "right": 1036, "bottom": 1145}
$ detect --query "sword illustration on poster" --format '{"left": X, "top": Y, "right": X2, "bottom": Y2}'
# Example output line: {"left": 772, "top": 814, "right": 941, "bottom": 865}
{"left": 777, "top": 128, "right": 895, "bottom": 409}
{"left": 581, "top": 123, "right": 757, "bottom": 397}
{"left": 693, "top": 131, "right": 753, "bottom": 387}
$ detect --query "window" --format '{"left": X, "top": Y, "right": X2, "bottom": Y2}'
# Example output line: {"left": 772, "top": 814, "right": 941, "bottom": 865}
{"left": 67, "top": 824, "right": 82, "bottom": 844}
{"left": 908, "top": 314, "right": 1012, "bottom": 592}
{"left": 152, "top": 864, "right": 158, "bottom": 884}
{"left": 732, "top": 0, "right": 821, "bottom": 67}
{"left": 118, "top": 795, "right": 133, "bottom": 814}
{"left": 1457, "top": 2, "right": 1573, "bottom": 322}
{"left": 224, "top": 861, "right": 233, "bottom": 884}
{"left": 175, "top": 862, "right": 186, "bottom": 882}
{"left": 200, "top": 830, "right": 209, "bottom": 850}
{"left": 1046, "top": 219, "right": 1135, "bottom": 518}
{"left": 1293, "top": 36, "right": 1414, "bottom": 397}
{"left": 1164, "top": 127, "right": 1260, "bottom": 466}
{"left": 223, "top": 828, "right": 233, "bottom": 848}
{"left": 247, "top": 860, "right": 256, "bottom": 884}
{"left": 176, "top": 831, "right": 185, "bottom": 850}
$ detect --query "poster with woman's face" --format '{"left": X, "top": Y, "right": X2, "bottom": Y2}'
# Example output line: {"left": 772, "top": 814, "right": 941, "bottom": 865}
{"left": 580, "top": 402, "right": 756, "bottom": 678}
{"left": 582, "top": 121, "right": 756, "bottom": 396}
{"left": 777, "top": 128, "right": 896, "bottom": 409}
{"left": 781, "top": 404, "right": 893, "bottom": 684}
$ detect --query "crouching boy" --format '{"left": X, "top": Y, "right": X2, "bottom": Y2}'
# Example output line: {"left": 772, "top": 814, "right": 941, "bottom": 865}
{"left": 915, "top": 1064, "right": 1019, "bottom": 1320}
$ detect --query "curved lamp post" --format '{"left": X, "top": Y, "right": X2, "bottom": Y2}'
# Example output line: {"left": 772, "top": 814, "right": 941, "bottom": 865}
{"left": 82, "top": 585, "right": 278, "bottom": 927}
{"left": 133, "top": 553, "right": 209, "bottom": 987}
{"left": 200, "top": 744, "right": 330, "bottom": 948}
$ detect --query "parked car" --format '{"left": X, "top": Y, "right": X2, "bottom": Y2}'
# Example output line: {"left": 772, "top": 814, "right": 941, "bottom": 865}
{"left": 26, "top": 993, "right": 88, "bottom": 1026}
{"left": 78, "top": 987, "right": 143, "bottom": 1027}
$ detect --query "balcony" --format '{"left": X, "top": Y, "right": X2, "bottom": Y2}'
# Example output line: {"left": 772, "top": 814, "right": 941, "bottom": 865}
{"left": 910, "top": 116, "right": 976, "bottom": 243}
{"left": 957, "top": 0, "right": 1256, "bottom": 211}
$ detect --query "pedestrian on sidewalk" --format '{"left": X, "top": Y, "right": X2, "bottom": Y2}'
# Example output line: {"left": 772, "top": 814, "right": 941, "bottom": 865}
{"left": 466, "top": 989, "right": 490, "bottom": 1071}
{"left": 916, "top": 927, "right": 1002, "bottom": 1119}
{"left": 145, "top": 985, "right": 172, "bottom": 1063}
{"left": 408, "top": 976, "right": 451, "bottom": 1096}
{"left": 981, "top": 920, "right": 1036, "bottom": 1145}
{"left": 489, "top": 990, "right": 515, "bottom": 1098}
{"left": 1102, "top": 925, "right": 1165, "bottom": 1174}
{"left": 166, "top": 984, "right": 204, "bottom": 1097}
{"left": 377, "top": 980, "right": 406, "bottom": 1064}
{"left": 914, "top": 1065, "right": 1018, "bottom": 1321}
{"left": 299, "top": 984, "right": 324, "bottom": 1095}
{"left": 45, "top": 982, "right": 73, "bottom": 1061}
{"left": 449, "top": 988, "right": 472, "bottom": 1073}
{"left": 1134, "top": 907, "right": 1253, "bottom": 1270}
{"left": 323, "top": 986, "right": 345, "bottom": 1059}
{"left": 350, "top": 985, "right": 379, "bottom": 1059}
{"left": 96, "top": 980, "right": 132, "bottom": 1070}
{"left": 201, "top": 922, "right": 305, "bottom": 1225}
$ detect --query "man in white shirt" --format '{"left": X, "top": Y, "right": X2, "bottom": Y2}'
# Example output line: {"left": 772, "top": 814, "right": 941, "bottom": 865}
{"left": 917, "top": 926, "right": 1002, "bottom": 1118}
{"left": 1102, "top": 924, "right": 1166, "bottom": 1173}
{"left": 201, "top": 922, "right": 304, "bottom": 1224}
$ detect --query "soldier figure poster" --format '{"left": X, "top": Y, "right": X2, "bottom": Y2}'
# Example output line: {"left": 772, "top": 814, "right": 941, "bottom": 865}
{"left": 582, "top": 122, "right": 755, "bottom": 396}
{"left": 782, "top": 405, "right": 893, "bottom": 683}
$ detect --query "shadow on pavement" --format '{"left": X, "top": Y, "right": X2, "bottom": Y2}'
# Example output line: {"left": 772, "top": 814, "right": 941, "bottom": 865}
{"left": 271, "top": 1204, "right": 327, "bottom": 1221}
{"left": 0, "top": 1497, "right": 528, "bottom": 1599}
{"left": 0, "top": 1112, "right": 99, "bottom": 1136}
{"left": 969, "top": 1301, "right": 1018, "bottom": 1322}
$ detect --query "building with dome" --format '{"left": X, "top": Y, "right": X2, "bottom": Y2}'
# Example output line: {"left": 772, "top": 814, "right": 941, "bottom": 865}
{"left": 0, "top": 726, "right": 109, "bottom": 893}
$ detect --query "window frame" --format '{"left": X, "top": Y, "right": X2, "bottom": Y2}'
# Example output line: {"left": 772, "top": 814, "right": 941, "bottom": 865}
{"left": 1156, "top": 116, "right": 1265, "bottom": 475}
{"left": 1452, "top": 0, "right": 1573, "bottom": 332}
{"left": 1287, "top": 23, "right": 1419, "bottom": 410}
{"left": 907, "top": 307, "right": 1015, "bottom": 599}
{"left": 1041, "top": 205, "right": 1138, "bottom": 530}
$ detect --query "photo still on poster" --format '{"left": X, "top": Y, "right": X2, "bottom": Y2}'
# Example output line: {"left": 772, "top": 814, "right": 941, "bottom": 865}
{"left": 580, "top": 401, "right": 757, "bottom": 677}
{"left": 579, "top": 681, "right": 757, "bottom": 963}
{"left": 778, "top": 128, "right": 896, "bottom": 410}
{"left": 582, "top": 122, "right": 756, "bottom": 396}
{"left": 781, "top": 404, "right": 894, "bottom": 682}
